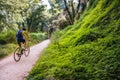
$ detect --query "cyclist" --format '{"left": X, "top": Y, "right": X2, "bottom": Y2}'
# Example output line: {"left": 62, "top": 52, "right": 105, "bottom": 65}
{"left": 16, "top": 27, "right": 30, "bottom": 49}
{"left": 49, "top": 27, "right": 54, "bottom": 38}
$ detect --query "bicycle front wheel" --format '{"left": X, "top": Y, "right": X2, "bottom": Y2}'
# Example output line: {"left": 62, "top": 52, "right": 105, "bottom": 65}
{"left": 14, "top": 48, "right": 21, "bottom": 62}
{"left": 24, "top": 47, "right": 30, "bottom": 57}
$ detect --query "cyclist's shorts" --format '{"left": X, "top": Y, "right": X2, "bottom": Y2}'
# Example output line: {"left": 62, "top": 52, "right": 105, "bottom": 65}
{"left": 17, "top": 38, "right": 25, "bottom": 44}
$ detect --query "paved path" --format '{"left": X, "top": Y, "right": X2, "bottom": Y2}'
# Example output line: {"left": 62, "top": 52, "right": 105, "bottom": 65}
{"left": 0, "top": 39, "right": 50, "bottom": 80}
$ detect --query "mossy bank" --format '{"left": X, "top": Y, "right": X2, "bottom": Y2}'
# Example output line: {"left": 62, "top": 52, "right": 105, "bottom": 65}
{"left": 27, "top": 0, "right": 120, "bottom": 80}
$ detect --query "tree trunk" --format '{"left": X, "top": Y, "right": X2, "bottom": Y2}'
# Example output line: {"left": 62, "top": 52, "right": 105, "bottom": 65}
{"left": 63, "top": 0, "right": 73, "bottom": 25}
{"left": 76, "top": 0, "right": 81, "bottom": 14}
{"left": 71, "top": 0, "right": 75, "bottom": 22}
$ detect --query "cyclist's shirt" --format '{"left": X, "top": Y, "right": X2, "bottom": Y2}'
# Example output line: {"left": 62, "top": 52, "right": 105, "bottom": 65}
{"left": 22, "top": 30, "right": 29, "bottom": 41}
{"left": 16, "top": 30, "right": 29, "bottom": 42}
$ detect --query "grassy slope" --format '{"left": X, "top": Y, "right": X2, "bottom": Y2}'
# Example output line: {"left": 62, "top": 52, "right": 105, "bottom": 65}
{"left": 27, "top": 0, "right": 120, "bottom": 80}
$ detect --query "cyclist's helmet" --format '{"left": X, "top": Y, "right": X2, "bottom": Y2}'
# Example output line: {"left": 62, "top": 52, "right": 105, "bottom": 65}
{"left": 22, "top": 27, "right": 26, "bottom": 30}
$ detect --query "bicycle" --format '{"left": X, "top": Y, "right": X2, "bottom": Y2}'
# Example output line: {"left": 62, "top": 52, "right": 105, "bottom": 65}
{"left": 14, "top": 43, "right": 30, "bottom": 62}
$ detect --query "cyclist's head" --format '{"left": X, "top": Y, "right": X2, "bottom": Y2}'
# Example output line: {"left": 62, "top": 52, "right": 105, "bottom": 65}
{"left": 22, "top": 27, "right": 26, "bottom": 31}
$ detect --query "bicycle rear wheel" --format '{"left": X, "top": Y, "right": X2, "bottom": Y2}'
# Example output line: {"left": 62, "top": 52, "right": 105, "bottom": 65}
{"left": 24, "top": 47, "right": 30, "bottom": 57}
{"left": 14, "top": 48, "right": 21, "bottom": 62}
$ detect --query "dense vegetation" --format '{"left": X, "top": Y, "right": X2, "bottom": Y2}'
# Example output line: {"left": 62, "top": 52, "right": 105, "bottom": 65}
{"left": 27, "top": 0, "right": 120, "bottom": 80}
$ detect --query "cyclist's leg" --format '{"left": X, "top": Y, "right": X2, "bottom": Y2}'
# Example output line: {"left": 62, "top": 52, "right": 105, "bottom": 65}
{"left": 17, "top": 40, "right": 21, "bottom": 48}
{"left": 22, "top": 39, "right": 26, "bottom": 49}
{"left": 16, "top": 40, "right": 22, "bottom": 55}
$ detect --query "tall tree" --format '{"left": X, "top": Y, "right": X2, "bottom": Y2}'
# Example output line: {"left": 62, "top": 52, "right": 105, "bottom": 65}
{"left": 70, "top": 0, "right": 75, "bottom": 22}
{"left": 27, "top": 5, "right": 47, "bottom": 32}
{"left": 0, "top": 0, "right": 41, "bottom": 32}
{"left": 65, "top": 0, "right": 88, "bottom": 24}
{"left": 76, "top": 0, "right": 81, "bottom": 14}
{"left": 63, "top": 0, "right": 73, "bottom": 24}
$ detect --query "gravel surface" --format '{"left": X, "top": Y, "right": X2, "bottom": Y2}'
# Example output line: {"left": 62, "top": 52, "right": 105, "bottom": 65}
{"left": 0, "top": 39, "right": 50, "bottom": 80}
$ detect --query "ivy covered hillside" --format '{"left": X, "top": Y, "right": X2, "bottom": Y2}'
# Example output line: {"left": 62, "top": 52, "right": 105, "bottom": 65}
{"left": 27, "top": 0, "right": 120, "bottom": 80}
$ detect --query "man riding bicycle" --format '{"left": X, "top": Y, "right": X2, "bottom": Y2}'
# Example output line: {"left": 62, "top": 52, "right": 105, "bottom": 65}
{"left": 16, "top": 27, "right": 30, "bottom": 49}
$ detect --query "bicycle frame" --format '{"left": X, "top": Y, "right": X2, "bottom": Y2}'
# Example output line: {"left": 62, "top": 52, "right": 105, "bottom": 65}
{"left": 14, "top": 43, "right": 30, "bottom": 62}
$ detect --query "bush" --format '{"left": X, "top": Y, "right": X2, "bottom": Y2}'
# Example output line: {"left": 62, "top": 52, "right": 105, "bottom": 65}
{"left": 0, "top": 31, "right": 16, "bottom": 44}
{"left": 30, "top": 32, "right": 48, "bottom": 44}
{"left": 0, "top": 44, "right": 17, "bottom": 58}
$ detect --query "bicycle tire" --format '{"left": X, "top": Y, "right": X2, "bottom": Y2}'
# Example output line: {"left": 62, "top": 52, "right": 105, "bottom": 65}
{"left": 24, "top": 47, "right": 30, "bottom": 57}
{"left": 14, "top": 48, "right": 21, "bottom": 62}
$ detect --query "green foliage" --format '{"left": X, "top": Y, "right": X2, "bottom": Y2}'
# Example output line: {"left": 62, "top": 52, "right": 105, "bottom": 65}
{"left": 27, "top": 0, "right": 120, "bottom": 80}
{"left": 27, "top": 5, "right": 47, "bottom": 32}
{"left": 0, "top": 0, "right": 45, "bottom": 33}
{"left": 0, "top": 44, "right": 17, "bottom": 58}
{"left": 0, "top": 31, "right": 16, "bottom": 44}
{"left": 0, "top": 0, "right": 31, "bottom": 32}
{"left": 30, "top": 32, "right": 48, "bottom": 44}
{"left": 88, "top": 0, "right": 99, "bottom": 10}
{"left": 0, "top": 31, "right": 16, "bottom": 58}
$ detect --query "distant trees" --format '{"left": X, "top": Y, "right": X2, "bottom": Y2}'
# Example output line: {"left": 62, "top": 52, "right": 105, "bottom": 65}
{"left": 27, "top": 5, "right": 47, "bottom": 32}
{"left": 0, "top": 0, "right": 30, "bottom": 32}
{"left": 0, "top": 0, "right": 44, "bottom": 32}
{"left": 0, "top": 0, "right": 89, "bottom": 32}
{"left": 0, "top": 0, "right": 13, "bottom": 32}
{"left": 63, "top": 0, "right": 88, "bottom": 24}
{"left": 48, "top": 0, "right": 88, "bottom": 27}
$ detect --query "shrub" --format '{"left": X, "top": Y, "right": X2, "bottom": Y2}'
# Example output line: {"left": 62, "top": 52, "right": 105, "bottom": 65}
{"left": 0, "top": 31, "right": 16, "bottom": 44}
{"left": 30, "top": 32, "right": 48, "bottom": 44}
{"left": 0, "top": 44, "right": 17, "bottom": 58}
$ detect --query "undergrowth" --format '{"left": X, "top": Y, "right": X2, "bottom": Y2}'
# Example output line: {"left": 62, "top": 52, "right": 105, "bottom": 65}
{"left": 30, "top": 32, "right": 48, "bottom": 44}
{"left": 0, "top": 44, "right": 17, "bottom": 58}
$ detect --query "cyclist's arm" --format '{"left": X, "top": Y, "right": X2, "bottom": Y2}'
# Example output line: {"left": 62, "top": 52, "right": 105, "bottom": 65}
{"left": 22, "top": 31, "right": 30, "bottom": 41}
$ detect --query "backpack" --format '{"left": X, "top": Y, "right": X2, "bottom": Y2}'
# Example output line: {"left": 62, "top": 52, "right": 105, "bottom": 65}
{"left": 16, "top": 30, "right": 23, "bottom": 39}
